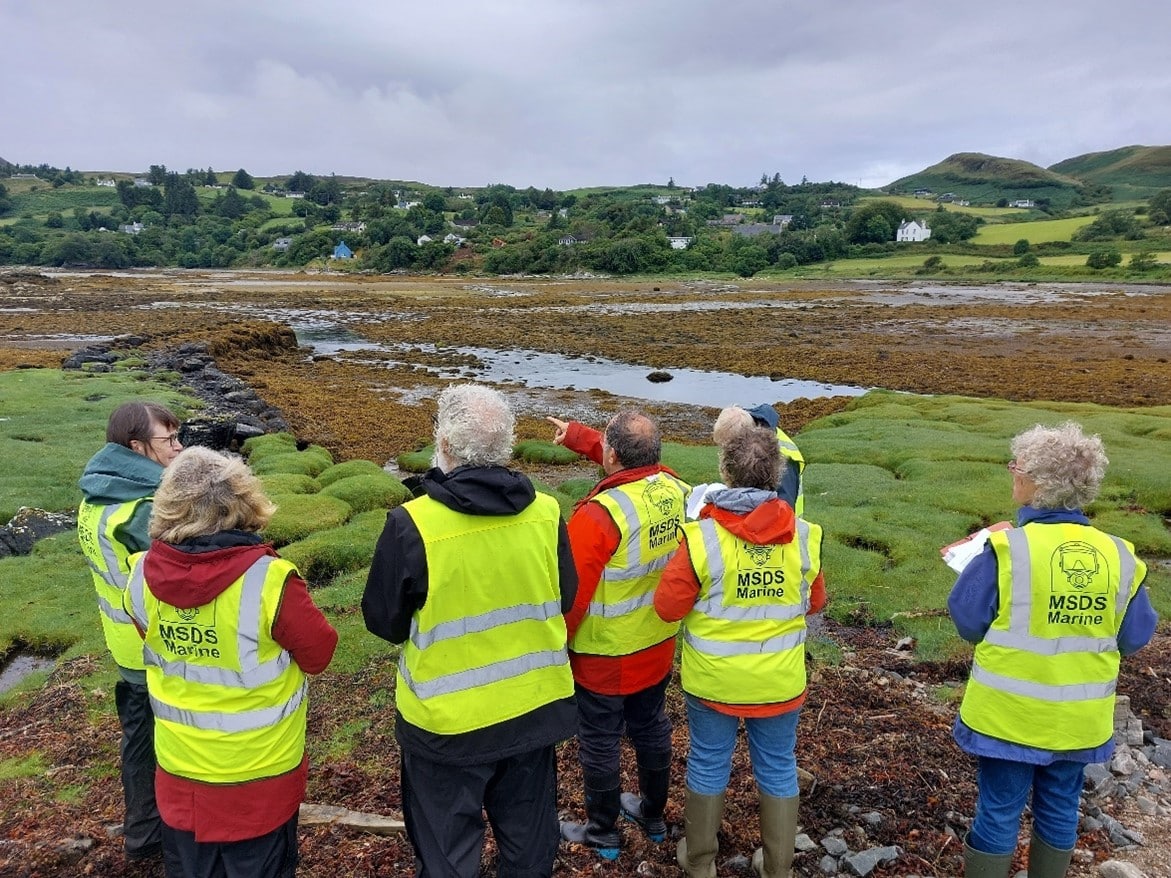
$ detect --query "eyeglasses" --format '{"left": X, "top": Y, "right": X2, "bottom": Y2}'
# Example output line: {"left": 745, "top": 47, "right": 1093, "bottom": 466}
{"left": 149, "top": 433, "right": 182, "bottom": 447}
{"left": 1006, "top": 459, "right": 1025, "bottom": 475}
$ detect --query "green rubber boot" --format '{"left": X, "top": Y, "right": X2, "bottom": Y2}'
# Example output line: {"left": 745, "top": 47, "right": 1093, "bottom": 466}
{"left": 675, "top": 788, "right": 724, "bottom": 878}
{"left": 963, "top": 833, "right": 1013, "bottom": 878}
{"left": 1026, "top": 831, "right": 1073, "bottom": 878}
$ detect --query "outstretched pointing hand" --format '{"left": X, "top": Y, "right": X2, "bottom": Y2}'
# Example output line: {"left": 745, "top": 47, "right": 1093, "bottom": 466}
{"left": 546, "top": 416, "right": 569, "bottom": 446}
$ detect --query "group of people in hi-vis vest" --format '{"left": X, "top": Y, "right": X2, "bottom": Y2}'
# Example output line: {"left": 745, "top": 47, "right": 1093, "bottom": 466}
{"left": 78, "top": 389, "right": 1157, "bottom": 878}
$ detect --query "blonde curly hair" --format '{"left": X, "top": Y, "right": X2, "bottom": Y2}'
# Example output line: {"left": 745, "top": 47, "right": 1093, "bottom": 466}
{"left": 149, "top": 446, "right": 276, "bottom": 543}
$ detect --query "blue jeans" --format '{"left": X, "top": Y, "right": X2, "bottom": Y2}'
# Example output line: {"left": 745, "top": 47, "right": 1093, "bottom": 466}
{"left": 684, "top": 695, "right": 799, "bottom": 798}
{"left": 969, "top": 756, "right": 1084, "bottom": 855}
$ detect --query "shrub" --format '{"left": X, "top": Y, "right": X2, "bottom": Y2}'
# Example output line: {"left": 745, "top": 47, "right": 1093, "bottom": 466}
{"left": 250, "top": 450, "right": 332, "bottom": 477}
{"left": 1017, "top": 254, "right": 1039, "bottom": 268}
{"left": 278, "top": 510, "right": 389, "bottom": 584}
{"left": 263, "top": 493, "right": 352, "bottom": 546}
{"left": 1013, "top": 239, "right": 1030, "bottom": 255}
{"left": 1086, "top": 249, "right": 1122, "bottom": 269}
{"left": 317, "top": 459, "right": 386, "bottom": 487}
{"left": 320, "top": 472, "right": 413, "bottom": 514}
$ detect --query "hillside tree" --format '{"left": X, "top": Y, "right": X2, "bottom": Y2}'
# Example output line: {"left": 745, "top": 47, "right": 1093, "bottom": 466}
{"left": 232, "top": 168, "right": 255, "bottom": 190}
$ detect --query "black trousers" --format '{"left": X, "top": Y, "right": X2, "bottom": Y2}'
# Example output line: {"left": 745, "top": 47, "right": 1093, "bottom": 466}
{"left": 574, "top": 674, "right": 672, "bottom": 777}
{"left": 115, "top": 677, "right": 162, "bottom": 856}
{"left": 400, "top": 746, "right": 559, "bottom": 878}
{"left": 161, "top": 813, "right": 298, "bottom": 878}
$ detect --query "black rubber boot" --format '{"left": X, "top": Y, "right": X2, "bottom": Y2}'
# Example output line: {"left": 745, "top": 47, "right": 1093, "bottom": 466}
{"left": 620, "top": 753, "right": 671, "bottom": 842}
{"left": 560, "top": 772, "right": 621, "bottom": 860}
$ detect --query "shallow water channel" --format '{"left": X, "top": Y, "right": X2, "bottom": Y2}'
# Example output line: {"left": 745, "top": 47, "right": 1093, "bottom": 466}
{"left": 0, "top": 654, "right": 55, "bottom": 695}
{"left": 294, "top": 325, "right": 869, "bottom": 406}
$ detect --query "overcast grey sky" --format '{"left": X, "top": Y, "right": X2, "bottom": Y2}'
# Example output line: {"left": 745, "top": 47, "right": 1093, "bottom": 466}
{"left": 3, "top": 1, "right": 1169, "bottom": 191}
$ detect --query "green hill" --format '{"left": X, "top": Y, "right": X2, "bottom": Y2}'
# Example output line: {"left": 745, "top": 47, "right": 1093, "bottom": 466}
{"left": 888, "top": 152, "right": 1087, "bottom": 210}
{"left": 1048, "top": 145, "right": 1171, "bottom": 200}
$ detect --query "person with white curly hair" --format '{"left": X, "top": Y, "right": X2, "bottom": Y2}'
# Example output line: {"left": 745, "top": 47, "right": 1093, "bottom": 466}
{"left": 948, "top": 422, "right": 1158, "bottom": 877}
{"left": 364, "top": 384, "right": 578, "bottom": 878}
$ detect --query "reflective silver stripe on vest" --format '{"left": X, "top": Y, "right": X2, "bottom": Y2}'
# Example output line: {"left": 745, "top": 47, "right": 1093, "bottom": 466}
{"left": 97, "top": 591, "right": 135, "bottom": 625}
{"left": 1109, "top": 535, "right": 1138, "bottom": 617}
{"left": 398, "top": 647, "right": 569, "bottom": 700}
{"left": 600, "top": 553, "right": 671, "bottom": 584}
{"left": 683, "top": 628, "right": 806, "bottom": 656}
{"left": 139, "top": 556, "right": 293, "bottom": 689}
{"left": 970, "top": 664, "right": 1116, "bottom": 702}
{"left": 691, "top": 519, "right": 811, "bottom": 622}
{"left": 777, "top": 436, "right": 800, "bottom": 455}
{"left": 410, "top": 600, "right": 562, "bottom": 651}
{"left": 587, "top": 588, "right": 657, "bottom": 619}
{"left": 95, "top": 504, "right": 129, "bottom": 589}
{"left": 151, "top": 679, "right": 307, "bottom": 732}
{"left": 982, "top": 528, "right": 1126, "bottom": 656}
{"left": 601, "top": 485, "right": 643, "bottom": 572}
{"left": 126, "top": 561, "right": 148, "bottom": 628}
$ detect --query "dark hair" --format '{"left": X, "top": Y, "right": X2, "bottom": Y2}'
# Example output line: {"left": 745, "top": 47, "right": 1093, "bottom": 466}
{"left": 719, "top": 426, "right": 780, "bottom": 490}
{"left": 604, "top": 409, "right": 660, "bottom": 469}
{"left": 106, "top": 402, "right": 180, "bottom": 447}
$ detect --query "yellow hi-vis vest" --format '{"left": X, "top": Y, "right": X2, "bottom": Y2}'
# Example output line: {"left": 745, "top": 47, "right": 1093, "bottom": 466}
{"left": 77, "top": 497, "right": 149, "bottom": 670}
{"left": 396, "top": 493, "right": 574, "bottom": 735}
{"left": 570, "top": 472, "right": 689, "bottom": 656}
{"left": 125, "top": 554, "right": 308, "bottom": 784}
{"left": 680, "top": 516, "right": 821, "bottom": 704}
{"left": 776, "top": 427, "right": 806, "bottom": 517}
{"left": 959, "top": 522, "right": 1144, "bottom": 751}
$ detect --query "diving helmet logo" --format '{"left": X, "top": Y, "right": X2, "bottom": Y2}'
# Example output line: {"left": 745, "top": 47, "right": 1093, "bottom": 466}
{"left": 176, "top": 606, "right": 200, "bottom": 623}
{"left": 1053, "top": 541, "right": 1104, "bottom": 591}
{"left": 643, "top": 478, "right": 680, "bottom": 518}
{"left": 744, "top": 544, "right": 774, "bottom": 567}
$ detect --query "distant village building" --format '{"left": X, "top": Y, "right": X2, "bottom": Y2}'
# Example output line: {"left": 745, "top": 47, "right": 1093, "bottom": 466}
{"left": 668, "top": 236, "right": 693, "bottom": 250}
{"left": 896, "top": 219, "right": 931, "bottom": 242}
{"left": 285, "top": 191, "right": 306, "bottom": 199}
{"left": 133, "top": 178, "right": 153, "bottom": 188}
{"left": 271, "top": 237, "right": 293, "bottom": 252}
{"left": 95, "top": 178, "right": 117, "bottom": 187}
{"left": 9, "top": 173, "right": 39, "bottom": 180}
{"left": 331, "top": 222, "right": 366, "bottom": 233}
{"left": 730, "top": 222, "right": 788, "bottom": 238}
{"left": 417, "top": 235, "right": 433, "bottom": 246}
{"left": 119, "top": 222, "right": 145, "bottom": 235}
{"left": 443, "top": 233, "right": 466, "bottom": 246}
{"left": 772, "top": 214, "right": 794, "bottom": 229}
{"left": 1009, "top": 199, "right": 1035, "bottom": 208}
{"left": 331, "top": 241, "right": 353, "bottom": 260}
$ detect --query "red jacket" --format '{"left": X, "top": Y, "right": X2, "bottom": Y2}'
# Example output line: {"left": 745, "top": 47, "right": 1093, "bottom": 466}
{"left": 138, "top": 534, "right": 337, "bottom": 842}
{"left": 562, "top": 422, "right": 679, "bottom": 695}
{"left": 655, "top": 494, "right": 825, "bottom": 718}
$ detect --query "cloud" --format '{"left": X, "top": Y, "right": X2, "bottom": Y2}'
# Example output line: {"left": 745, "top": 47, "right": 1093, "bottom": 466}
{"left": 2, "top": 1, "right": 1169, "bottom": 188}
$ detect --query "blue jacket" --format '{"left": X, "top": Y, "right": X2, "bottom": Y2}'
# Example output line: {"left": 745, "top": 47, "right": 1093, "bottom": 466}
{"left": 947, "top": 506, "right": 1158, "bottom": 765}
{"left": 78, "top": 442, "right": 166, "bottom": 553}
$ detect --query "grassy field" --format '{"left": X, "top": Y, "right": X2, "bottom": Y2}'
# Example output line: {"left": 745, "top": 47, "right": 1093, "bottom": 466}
{"left": 786, "top": 253, "right": 1014, "bottom": 277}
{"left": 972, "top": 215, "right": 1096, "bottom": 245}
{"left": 859, "top": 194, "right": 1024, "bottom": 219}
{"left": 3, "top": 370, "right": 1169, "bottom": 702}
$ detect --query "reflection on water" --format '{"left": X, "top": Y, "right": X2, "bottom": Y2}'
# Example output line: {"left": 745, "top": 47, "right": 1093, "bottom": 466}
{"left": 295, "top": 326, "right": 868, "bottom": 406}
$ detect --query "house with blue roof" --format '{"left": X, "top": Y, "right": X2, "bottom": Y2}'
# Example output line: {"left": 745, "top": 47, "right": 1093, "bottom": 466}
{"left": 332, "top": 240, "right": 353, "bottom": 260}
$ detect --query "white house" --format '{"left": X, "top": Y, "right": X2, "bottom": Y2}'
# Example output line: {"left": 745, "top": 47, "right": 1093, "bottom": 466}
{"left": 1009, "top": 199, "right": 1035, "bottom": 209}
{"left": 896, "top": 219, "right": 931, "bottom": 242}
{"left": 668, "top": 236, "right": 693, "bottom": 250}
{"left": 417, "top": 235, "right": 433, "bottom": 246}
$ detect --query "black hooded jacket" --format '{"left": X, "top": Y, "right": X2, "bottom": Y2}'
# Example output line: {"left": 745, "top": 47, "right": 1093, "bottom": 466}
{"left": 362, "top": 465, "right": 578, "bottom": 765}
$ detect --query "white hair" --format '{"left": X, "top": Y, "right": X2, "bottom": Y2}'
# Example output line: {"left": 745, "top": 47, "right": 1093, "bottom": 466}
{"left": 1011, "top": 421, "right": 1108, "bottom": 510}
{"left": 712, "top": 405, "right": 754, "bottom": 446}
{"left": 434, "top": 384, "right": 515, "bottom": 470}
